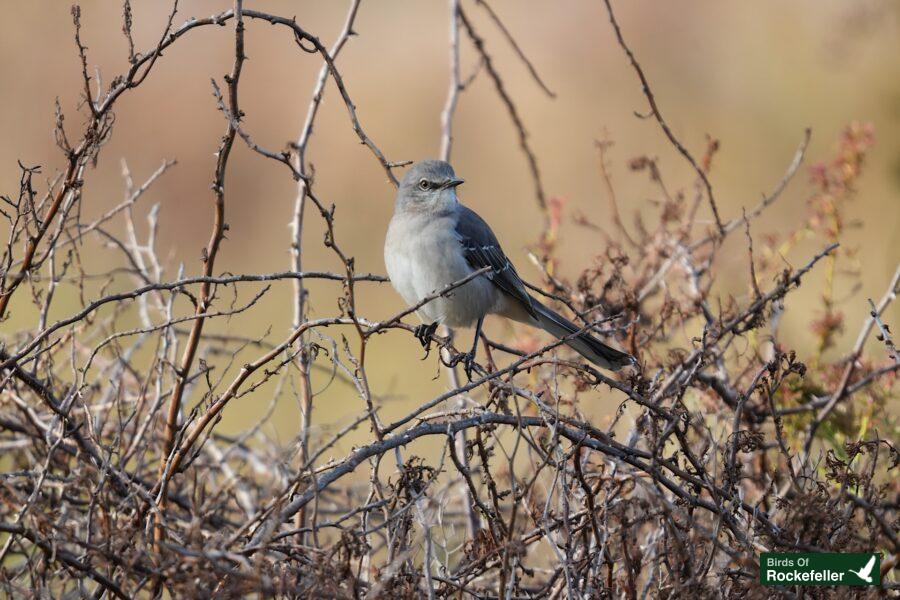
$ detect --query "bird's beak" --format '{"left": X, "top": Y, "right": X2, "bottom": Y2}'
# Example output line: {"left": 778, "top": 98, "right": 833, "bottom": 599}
{"left": 443, "top": 178, "right": 465, "bottom": 189}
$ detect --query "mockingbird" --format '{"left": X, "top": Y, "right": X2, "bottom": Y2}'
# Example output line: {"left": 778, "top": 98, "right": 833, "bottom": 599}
{"left": 384, "top": 159, "right": 634, "bottom": 378}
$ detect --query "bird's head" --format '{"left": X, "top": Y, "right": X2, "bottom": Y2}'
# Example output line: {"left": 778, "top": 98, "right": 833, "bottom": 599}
{"left": 396, "top": 159, "right": 464, "bottom": 214}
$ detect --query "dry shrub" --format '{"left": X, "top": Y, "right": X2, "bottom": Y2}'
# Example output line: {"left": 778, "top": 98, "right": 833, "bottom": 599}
{"left": 0, "top": 2, "right": 896, "bottom": 598}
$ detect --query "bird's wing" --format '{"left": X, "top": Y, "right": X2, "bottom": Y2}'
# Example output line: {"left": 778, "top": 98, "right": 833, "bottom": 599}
{"left": 455, "top": 204, "right": 537, "bottom": 319}
{"left": 861, "top": 556, "right": 876, "bottom": 575}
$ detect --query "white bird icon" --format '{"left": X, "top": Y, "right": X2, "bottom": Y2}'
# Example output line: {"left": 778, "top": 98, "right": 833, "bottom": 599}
{"left": 848, "top": 555, "right": 876, "bottom": 583}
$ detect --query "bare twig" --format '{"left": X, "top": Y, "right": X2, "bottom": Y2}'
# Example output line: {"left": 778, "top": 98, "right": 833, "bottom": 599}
{"left": 458, "top": 6, "right": 547, "bottom": 228}
{"left": 601, "top": 0, "right": 725, "bottom": 235}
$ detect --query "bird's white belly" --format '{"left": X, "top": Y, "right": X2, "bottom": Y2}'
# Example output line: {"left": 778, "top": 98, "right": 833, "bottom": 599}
{"left": 385, "top": 214, "right": 497, "bottom": 328}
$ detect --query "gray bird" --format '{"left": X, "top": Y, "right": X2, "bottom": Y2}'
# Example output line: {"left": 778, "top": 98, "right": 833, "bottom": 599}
{"left": 384, "top": 159, "right": 634, "bottom": 378}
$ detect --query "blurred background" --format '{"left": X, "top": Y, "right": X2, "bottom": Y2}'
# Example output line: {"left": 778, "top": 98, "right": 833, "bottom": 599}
{"left": 1, "top": 1, "right": 898, "bottom": 447}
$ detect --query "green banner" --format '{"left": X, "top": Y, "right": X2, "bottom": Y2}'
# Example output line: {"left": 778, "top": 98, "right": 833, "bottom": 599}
{"left": 760, "top": 553, "right": 881, "bottom": 586}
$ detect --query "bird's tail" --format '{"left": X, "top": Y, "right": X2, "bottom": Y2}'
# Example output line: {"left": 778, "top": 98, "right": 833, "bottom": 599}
{"left": 531, "top": 299, "right": 634, "bottom": 371}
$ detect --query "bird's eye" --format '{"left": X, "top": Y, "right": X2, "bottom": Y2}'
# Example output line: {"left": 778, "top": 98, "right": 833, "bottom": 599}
{"left": 418, "top": 179, "right": 430, "bottom": 191}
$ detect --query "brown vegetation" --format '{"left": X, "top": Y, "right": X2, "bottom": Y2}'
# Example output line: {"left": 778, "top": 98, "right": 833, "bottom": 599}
{"left": 0, "top": 1, "right": 897, "bottom": 598}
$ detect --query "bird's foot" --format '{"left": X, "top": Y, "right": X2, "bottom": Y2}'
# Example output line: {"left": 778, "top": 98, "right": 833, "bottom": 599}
{"left": 448, "top": 349, "right": 478, "bottom": 381}
{"left": 462, "top": 352, "right": 477, "bottom": 381}
{"left": 414, "top": 322, "right": 439, "bottom": 357}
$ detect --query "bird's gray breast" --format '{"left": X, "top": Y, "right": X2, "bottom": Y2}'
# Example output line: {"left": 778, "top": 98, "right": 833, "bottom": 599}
{"left": 384, "top": 211, "right": 499, "bottom": 328}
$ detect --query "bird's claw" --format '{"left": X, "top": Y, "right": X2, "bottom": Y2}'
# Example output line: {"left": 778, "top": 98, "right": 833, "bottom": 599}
{"left": 448, "top": 350, "right": 477, "bottom": 381}
{"left": 414, "top": 322, "right": 439, "bottom": 357}
{"left": 463, "top": 352, "right": 476, "bottom": 381}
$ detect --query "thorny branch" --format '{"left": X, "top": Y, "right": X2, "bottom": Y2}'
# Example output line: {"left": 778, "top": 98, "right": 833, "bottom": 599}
{"left": 0, "top": 2, "right": 895, "bottom": 598}
{"left": 602, "top": 0, "right": 725, "bottom": 235}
